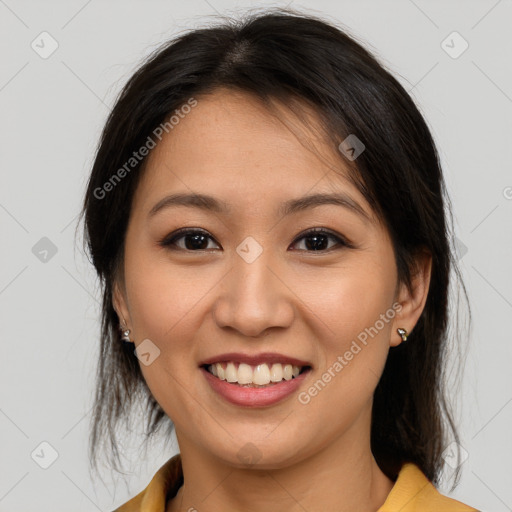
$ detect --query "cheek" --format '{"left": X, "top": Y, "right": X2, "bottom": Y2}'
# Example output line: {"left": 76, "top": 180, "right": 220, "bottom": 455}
{"left": 122, "top": 249, "right": 241, "bottom": 424}
{"left": 283, "top": 268, "right": 397, "bottom": 459}
{"left": 123, "top": 258, "right": 208, "bottom": 428}
{"left": 297, "top": 260, "right": 396, "bottom": 350}
{"left": 124, "top": 246, "right": 218, "bottom": 345}
{"left": 293, "top": 260, "right": 397, "bottom": 418}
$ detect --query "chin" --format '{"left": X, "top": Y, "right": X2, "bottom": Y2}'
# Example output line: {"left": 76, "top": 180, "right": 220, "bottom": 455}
{"left": 209, "top": 437, "right": 305, "bottom": 470}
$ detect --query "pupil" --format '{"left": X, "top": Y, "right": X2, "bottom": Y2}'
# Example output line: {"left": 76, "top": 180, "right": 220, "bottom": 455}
{"left": 183, "top": 234, "right": 329, "bottom": 251}
{"left": 185, "top": 234, "right": 208, "bottom": 250}
{"left": 306, "top": 235, "right": 327, "bottom": 251}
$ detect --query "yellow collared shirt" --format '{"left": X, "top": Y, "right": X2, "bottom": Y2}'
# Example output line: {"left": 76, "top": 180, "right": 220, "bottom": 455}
{"left": 113, "top": 454, "right": 479, "bottom": 511}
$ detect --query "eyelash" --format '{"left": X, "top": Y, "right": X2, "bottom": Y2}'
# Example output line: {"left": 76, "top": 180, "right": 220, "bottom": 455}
{"left": 158, "top": 227, "right": 354, "bottom": 253}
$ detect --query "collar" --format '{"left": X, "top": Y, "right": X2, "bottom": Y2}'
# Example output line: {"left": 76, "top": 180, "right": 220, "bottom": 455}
{"left": 115, "top": 454, "right": 478, "bottom": 512}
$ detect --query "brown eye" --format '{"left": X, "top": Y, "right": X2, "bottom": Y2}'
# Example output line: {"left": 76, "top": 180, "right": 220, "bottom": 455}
{"left": 290, "top": 228, "right": 351, "bottom": 252}
{"left": 160, "top": 229, "right": 220, "bottom": 251}
{"left": 159, "top": 227, "right": 352, "bottom": 253}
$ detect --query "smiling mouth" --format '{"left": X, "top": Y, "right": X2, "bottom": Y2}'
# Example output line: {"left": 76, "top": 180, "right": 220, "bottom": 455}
{"left": 202, "top": 361, "right": 312, "bottom": 388}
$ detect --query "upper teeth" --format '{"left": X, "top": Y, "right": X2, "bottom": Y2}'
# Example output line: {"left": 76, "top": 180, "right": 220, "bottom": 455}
{"left": 208, "top": 362, "right": 301, "bottom": 385}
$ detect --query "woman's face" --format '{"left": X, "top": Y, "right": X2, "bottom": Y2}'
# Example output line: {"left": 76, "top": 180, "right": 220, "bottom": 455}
{"left": 114, "top": 88, "right": 425, "bottom": 468}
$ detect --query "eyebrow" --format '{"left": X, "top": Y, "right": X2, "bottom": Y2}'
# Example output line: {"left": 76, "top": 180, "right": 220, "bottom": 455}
{"left": 148, "top": 192, "right": 372, "bottom": 223}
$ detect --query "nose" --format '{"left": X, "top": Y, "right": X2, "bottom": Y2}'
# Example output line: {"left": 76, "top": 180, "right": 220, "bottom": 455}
{"left": 212, "top": 246, "right": 295, "bottom": 338}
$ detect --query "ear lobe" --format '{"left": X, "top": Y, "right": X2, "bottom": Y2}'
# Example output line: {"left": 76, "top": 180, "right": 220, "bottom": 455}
{"left": 390, "top": 249, "right": 432, "bottom": 347}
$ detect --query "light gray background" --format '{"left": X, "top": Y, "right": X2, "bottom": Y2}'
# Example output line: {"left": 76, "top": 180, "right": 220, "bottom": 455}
{"left": 1, "top": 0, "right": 511, "bottom": 510}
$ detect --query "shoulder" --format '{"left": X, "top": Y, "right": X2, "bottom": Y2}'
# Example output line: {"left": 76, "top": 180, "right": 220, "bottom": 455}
{"left": 378, "top": 463, "right": 480, "bottom": 512}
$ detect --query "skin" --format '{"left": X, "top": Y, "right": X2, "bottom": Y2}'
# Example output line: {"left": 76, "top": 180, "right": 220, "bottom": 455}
{"left": 113, "top": 88, "right": 432, "bottom": 512}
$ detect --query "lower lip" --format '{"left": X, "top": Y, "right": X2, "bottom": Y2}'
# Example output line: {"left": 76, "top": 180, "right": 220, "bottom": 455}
{"left": 200, "top": 367, "right": 311, "bottom": 408}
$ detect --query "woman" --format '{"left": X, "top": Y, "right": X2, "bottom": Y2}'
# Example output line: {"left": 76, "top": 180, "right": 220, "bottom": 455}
{"left": 80, "top": 8, "right": 479, "bottom": 512}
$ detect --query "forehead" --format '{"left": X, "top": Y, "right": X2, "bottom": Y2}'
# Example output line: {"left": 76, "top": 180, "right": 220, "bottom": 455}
{"left": 132, "top": 88, "right": 371, "bottom": 219}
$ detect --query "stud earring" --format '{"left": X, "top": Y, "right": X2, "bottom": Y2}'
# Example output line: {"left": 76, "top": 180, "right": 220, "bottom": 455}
{"left": 120, "top": 325, "right": 133, "bottom": 343}
{"left": 397, "top": 327, "right": 408, "bottom": 342}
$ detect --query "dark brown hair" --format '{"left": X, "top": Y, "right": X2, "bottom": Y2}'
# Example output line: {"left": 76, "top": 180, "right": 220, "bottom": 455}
{"left": 79, "top": 7, "right": 470, "bottom": 488}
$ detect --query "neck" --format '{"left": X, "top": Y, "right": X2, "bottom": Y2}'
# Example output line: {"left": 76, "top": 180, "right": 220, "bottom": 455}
{"left": 167, "top": 409, "right": 394, "bottom": 512}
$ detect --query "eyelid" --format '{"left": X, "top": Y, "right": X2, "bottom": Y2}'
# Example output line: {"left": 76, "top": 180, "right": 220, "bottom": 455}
{"left": 290, "top": 227, "right": 353, "bottom": 250}
{"left": 159, "top": 227, "right": 221, "bottom": 250}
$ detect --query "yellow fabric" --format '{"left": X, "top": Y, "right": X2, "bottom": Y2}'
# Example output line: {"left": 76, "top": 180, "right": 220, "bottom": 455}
{"left": 113, "top": 454, "right": 479, "bottom": 512}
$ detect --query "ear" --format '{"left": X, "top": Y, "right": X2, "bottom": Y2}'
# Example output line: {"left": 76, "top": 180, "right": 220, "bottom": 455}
{"left": 112, "top": 279, "right": 131, "bottom": 329}
{"left": 390, "top": 249, "right": 432, "bottom": 347}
